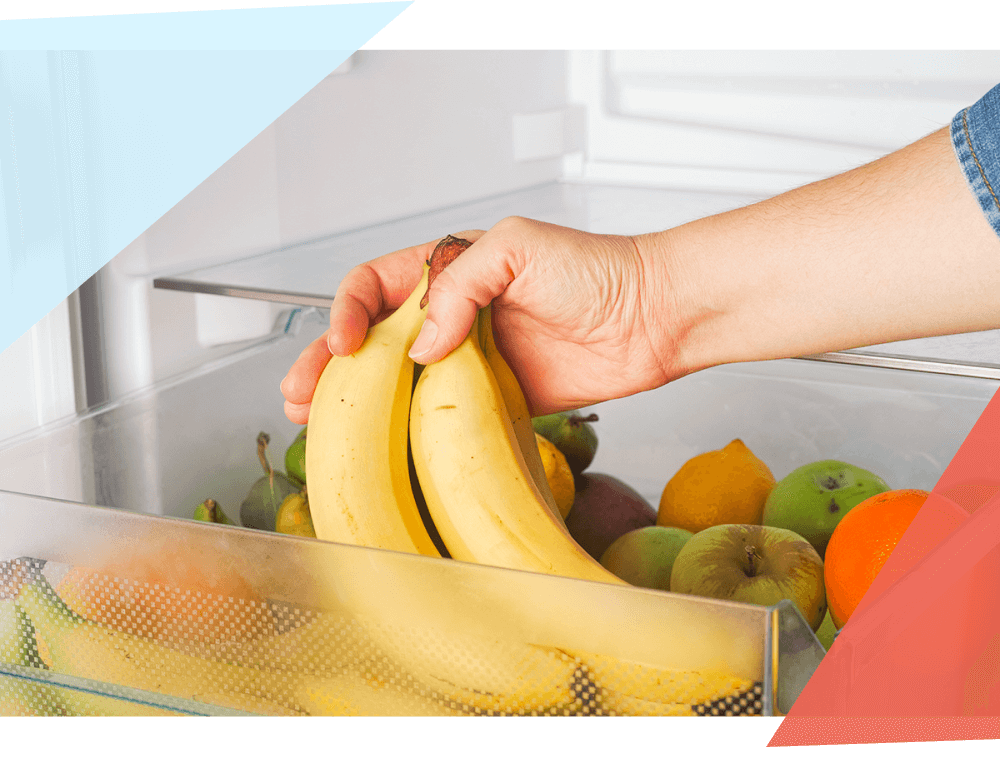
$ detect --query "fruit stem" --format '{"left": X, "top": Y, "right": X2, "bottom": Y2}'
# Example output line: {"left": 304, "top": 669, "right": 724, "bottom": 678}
{"left": 745, "top": 545, "right": 760, "bottom": 578}
{"left": 568, "top": 414, "right": 599, "bottom": 428}
{"left": 420, "top": 235, "right": 473, "bottom": 309}
{"left": 204, "top": 499, "right": 217, "bottom": 522}
{"left": 256, "top": 432, "right": 274, "bottom": 479}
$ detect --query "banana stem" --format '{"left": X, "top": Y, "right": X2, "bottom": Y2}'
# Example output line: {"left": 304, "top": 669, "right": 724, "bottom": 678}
{"left": 420, "top": 235, "right": 473, "bottom": 309}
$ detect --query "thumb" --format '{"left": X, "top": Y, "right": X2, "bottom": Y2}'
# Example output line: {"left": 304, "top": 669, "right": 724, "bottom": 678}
{"left": 408, "top": 228, "right": 521, "bottom": 364}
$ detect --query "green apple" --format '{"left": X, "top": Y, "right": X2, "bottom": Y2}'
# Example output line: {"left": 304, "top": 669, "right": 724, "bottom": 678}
{"left": 600, "top": 526, "right": 693, "bottom": 591}
{"left": 762, "top": 460, "right": 890, "bottom": 557}
{"left": 670, "top": 523, "right": 827, "bottom": 631}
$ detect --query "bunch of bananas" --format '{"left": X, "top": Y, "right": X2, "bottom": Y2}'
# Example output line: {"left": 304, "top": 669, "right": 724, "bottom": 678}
{"left": 305, "top": 235, "right": 622, "bottom": 584}
{"left": 302, "top": 236, "right": 759, "bottom": 715}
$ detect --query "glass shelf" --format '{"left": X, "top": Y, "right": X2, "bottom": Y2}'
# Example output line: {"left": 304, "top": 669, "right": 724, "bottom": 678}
{"left": 152, "top": 181, "right": 1000, "bottom": 380}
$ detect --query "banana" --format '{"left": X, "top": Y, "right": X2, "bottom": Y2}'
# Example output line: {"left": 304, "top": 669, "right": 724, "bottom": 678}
{"left": 477, "top": 305, "right": 563, "bottom": 523}
{"left": 2, "top": 601, "right": 189, "bottom": 716}
{"left": 409, "top": 313, "right": 625, "bottom": 585}
{"left": 306, "top": 264, "right": 441, "bottom": 558}
{"left": 220, "top": 608, "right": 351, "bottom": 677}
{"left": 16, "top": 574, "right": 304, "bottom": 715}
{"left": 295, "top": 667, "right": 457, "bottom": 717}
{"left": 574, "top": 651, "right": 754, "bottom": 716}
{"left": 351, "top": 613, "right": 580, "bottom": 715}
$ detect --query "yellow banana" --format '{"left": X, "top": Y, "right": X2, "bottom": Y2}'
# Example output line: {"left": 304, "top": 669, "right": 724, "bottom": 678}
{"left": 3, "top": 594, "right": 180, "bottom": 716}
{"left": 221, "top": 608, "right": 350, "bottom": 677}
{"left": 16, "top": 575, "right": 303, "bottom": 715}
{"left": 575, "top": 651, "right": 754, "bottom": 716}
{"left": 352, "top": 614, "right": 580, "bottom": 715}
{"left": 295, "top": 667, "right": 457, "bottom": 716}
{"left": 409, "top": 313, "right": 625, "bottom": 585}
{"left": 306, "top": 265, "right": 441, "bottom": 558}
{"left": 477, "top": 305, "right": 564, "bottom": 523}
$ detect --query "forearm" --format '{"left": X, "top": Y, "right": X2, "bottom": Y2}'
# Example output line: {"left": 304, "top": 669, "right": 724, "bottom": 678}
{"left": 642, "top": 127, "right": 1000, "bottom": 375}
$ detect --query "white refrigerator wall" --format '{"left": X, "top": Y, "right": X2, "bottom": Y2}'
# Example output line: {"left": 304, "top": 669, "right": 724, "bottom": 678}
{"left": 5, "top": 50, "right": 1000, "bottom": 445}
{"left": 571, "top": 50, "right": 1000, "bottom": 194}
{"left": 97, "top": 50, "right": 576, "bottom": 407}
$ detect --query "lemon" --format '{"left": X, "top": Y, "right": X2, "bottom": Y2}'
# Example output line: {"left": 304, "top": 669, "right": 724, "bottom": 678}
{"left": 657, "top": 439, "right": 775, "bottom": 533}
{"left": 535, "top": 433, "right": 575, "bottom": 519}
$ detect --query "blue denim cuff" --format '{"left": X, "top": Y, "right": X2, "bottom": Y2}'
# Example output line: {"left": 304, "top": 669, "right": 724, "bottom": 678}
{"left": 952, "top": 83, "right": 1000, "bottom": 241}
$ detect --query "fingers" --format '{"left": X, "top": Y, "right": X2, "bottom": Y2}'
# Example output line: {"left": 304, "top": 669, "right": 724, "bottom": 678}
{"left": 327, "top": 230, "right": 487, "bottom": 357}
{"left": 408, "top": 221, "right": 526, "bottom": 364}
{"left": 282, "top": 229, "right": 492, "bottom": 424}
{"left": 284, "top": 399, "right": 310, "bottom": 425}
{"left": 326, "top": 249, "right": 426, "bottom": 357}
{"left": 280, "top": 332, "right": 334, "bottom": 422}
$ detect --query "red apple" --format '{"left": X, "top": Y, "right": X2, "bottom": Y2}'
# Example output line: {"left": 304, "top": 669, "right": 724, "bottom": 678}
{"left": 669, "top": 524, "right": 826, "bottom": 631}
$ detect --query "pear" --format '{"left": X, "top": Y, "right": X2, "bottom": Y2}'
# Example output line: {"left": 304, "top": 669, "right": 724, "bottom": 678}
{"left": 531, "top": 410, "right": 599, "bottom": 476}
{"left": 192, "top": 498, "right": 236, "bottom": 526}
{"left": 240, "top": 432, "right": 301, "bottom": 532}
{"left": 285, "top": 427, "right": 307, "bottom": 486}
{"left": 275, "top": 486, "right": 316, "bottom": 539}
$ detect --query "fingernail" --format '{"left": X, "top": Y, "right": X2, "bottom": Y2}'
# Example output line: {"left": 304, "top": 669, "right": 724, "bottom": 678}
{"left": 408, "top": 319, "right": 438, "bottom": 360}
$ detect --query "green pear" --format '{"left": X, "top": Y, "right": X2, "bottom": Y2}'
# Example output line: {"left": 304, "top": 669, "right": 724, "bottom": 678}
{"left": 193, "top": 498, "right": 236, "bottom": 526}
{"left": 531, "top": 410, "right": 599, "bottom": 476}
{"left": 762, "top": 460, "right": 891, "bottom": 557}
{"left": 240, "top": 432, "right": 301, "bottom": 532}
{"left": 285, "top": 427, "right": 307, "bottom": 486}
{"left": 600, "top": 526, "right": 692, "bottom": 591}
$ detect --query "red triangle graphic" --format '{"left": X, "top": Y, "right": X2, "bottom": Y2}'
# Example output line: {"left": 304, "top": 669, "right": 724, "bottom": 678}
{"left": 770, "top": 385, "right": 1000, "bottom": 746}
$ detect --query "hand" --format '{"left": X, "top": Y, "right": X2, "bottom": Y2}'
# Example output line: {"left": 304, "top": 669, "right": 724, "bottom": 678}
{"left": 281, "top": 216, "right": 686, "bottom": 423}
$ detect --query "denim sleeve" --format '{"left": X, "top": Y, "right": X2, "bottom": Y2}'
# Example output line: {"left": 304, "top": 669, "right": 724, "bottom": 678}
{"left": 951, "top": 83, "right": 1000, "bottom": 240}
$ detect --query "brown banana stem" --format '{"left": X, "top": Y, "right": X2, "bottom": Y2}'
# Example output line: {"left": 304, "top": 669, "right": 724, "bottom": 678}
{"left": 420, "top": 235, "right": 473, "bottom": 309}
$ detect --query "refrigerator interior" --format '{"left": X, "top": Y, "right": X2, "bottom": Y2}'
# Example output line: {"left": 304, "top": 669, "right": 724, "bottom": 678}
{"left": 2, "top": 50, "right": 1000, "bottom": 717}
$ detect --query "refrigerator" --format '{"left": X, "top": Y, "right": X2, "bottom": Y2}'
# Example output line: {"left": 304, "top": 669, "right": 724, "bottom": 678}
{"left": 1, "top": 50, "right": 999, "bottom": 717}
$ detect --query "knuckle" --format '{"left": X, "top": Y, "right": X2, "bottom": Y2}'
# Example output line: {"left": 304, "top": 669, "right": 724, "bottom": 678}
{"left": 495, "top": 215, "right": 533, "bottom": 234}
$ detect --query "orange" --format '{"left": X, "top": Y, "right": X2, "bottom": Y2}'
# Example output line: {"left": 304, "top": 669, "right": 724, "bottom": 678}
{"left": 824, "top": 488, "right": 929, "bottom": 629}
{"left": 657, "top": 438, "right": 775, "bottom": 533}
{"left": 55, "top": 548, "right": 275, "bottom": 646}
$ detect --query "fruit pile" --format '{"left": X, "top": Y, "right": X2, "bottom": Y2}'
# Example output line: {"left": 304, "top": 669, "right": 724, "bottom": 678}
{"left": 187, "top": 235, "right": 930, "bottom": 659}
{"left": 583, "top": 435, "right": 931, "bottom": 652}
{"left": 189, "top": 429, "right": 314, "bottom": 538}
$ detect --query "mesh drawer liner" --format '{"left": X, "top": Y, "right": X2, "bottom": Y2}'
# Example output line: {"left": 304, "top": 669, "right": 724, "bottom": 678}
{"left": 0, "top": 557, "right": 768, "bottom": 716}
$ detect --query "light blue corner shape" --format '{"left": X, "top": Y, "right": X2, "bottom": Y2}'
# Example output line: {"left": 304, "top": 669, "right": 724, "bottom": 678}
{"left": 0, "top": 4, "right": 411, "bottom": 357}
{"left": 0, "top": 4, "right": 412, "bottom": 50}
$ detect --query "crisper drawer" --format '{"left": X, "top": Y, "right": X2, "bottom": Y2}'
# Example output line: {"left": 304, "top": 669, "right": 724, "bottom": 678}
{"left": 0, "top": 497, "right": 819, "bottom": 717}
{"left": 0, "top": 309, "right": 997, "bottom": 717}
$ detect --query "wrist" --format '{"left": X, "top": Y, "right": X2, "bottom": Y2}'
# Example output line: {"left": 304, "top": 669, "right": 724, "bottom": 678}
{"left": 631, "top": 228, "right": 734, "bottom": 382}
